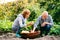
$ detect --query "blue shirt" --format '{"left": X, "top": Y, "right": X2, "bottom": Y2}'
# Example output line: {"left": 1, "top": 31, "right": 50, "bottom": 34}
{"left": 34, "top": 15, "right": 53, "bottom": 29}
{"left": 12, "top": 14, "right": 27, "bottom": 28}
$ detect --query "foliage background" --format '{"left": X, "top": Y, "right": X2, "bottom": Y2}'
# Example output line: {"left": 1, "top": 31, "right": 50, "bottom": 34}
{"left": 0, "top": 0, "right": 60, "bottom": 35}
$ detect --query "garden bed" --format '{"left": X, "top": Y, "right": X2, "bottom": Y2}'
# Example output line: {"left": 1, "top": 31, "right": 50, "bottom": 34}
{"left": 0, "top": 32, "right": 59, "bottom": 40}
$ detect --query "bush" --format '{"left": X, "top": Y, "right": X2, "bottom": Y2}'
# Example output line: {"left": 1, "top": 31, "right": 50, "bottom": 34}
{"left": 0, "top": 20, "right": 60, "bottom": 35}
{"left": 20, "top": 26, "right": 33, "bottom": 32}
{"left": 50, "top": 24, "right": 60, "bottom": 35}
{"left": 25, "top": 3, "right": 41, "bottom": 21}
{"left": 45, "top": 0, "right": 60, "bottom": 23}
{"left": 0, "top": 20, "right": 13, "bottom": 32}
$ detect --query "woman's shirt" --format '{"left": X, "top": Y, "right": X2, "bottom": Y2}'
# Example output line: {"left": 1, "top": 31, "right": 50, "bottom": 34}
{"left": 12, "top": 14, "right": 27, "bottom": 28}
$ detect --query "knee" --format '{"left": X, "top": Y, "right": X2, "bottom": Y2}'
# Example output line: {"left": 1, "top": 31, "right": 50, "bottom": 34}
{"left": 12, "top": 27, "right": 17, "bottom": 32}
{"left": 46, "top": 24, "right": 51, "bottom": 30}
{"left": 46, "top": 24, "right": 51, "bottom": 28}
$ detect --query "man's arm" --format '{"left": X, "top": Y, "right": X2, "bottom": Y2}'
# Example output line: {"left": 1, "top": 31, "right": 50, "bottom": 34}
{"left": 44, "top": 15, "right": 53, "bottom": 26}
{"left": 48, "top": 15, "right": 53, "bottom": 26}
{"left": 32, "top": 16, "right": 41, "bottom": 32}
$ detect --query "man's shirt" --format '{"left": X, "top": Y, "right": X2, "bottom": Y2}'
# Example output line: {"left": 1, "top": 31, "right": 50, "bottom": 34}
{"left": 34, "top": 15, "right": 53, "bottom": 29}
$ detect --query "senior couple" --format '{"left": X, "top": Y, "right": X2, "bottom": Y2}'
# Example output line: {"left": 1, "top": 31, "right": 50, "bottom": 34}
{"left": 12, "top": 9, "right": 53, "bottom": 37}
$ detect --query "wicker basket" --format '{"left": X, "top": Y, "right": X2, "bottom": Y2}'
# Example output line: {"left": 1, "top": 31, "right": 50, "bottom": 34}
{"left": 21, "top": 31, "right": 40, "bottom": 38}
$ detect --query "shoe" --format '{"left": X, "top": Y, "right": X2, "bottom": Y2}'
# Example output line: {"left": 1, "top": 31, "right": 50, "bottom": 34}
{"left": 16, "top": 33, "right": 21, "bottom": 38}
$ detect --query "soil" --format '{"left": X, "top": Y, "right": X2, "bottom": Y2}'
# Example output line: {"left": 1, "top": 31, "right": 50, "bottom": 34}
{"left": 0, "top": 32, "right": 60, "bottom": 40}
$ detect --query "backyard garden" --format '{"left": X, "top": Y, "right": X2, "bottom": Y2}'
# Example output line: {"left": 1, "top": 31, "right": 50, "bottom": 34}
{"left": 0, "top": 0, "right": 60, "bottom": 40}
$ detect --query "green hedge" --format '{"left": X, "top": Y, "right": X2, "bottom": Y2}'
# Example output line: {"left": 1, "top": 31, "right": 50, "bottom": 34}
{"left": 50, "top": 24, "right": 60, "bottom": 35}
{"left": 0, "top": 20, "right": 13, "bottom": 32}
{"left": 0, "top": 20, "right": 60, "bottom": 35}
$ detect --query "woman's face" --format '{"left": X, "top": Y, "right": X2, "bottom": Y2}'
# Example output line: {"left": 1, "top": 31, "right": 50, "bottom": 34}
{"left": 22, "top": 9, "right": 30, "bottom": 19}
{"left": 25, "top": 13, "right": 30, "bottom": 19}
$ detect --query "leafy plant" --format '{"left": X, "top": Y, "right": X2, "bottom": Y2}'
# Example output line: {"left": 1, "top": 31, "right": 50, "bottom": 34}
{"left": 0, "top": 20, "right": 13, "bottom": 32}
{"left": 20, "top": 26, "right": 33, "bottom": 32}
{"left": 50, "top": 25, "right": 60, "bottom": 35}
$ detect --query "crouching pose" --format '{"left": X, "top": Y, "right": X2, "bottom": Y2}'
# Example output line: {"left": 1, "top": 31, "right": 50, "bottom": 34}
{"left": 32, "top": 11, "right": 53, "bottom": 36}
{"left": 12, "top": 9, "right": 34, "bottom": 37}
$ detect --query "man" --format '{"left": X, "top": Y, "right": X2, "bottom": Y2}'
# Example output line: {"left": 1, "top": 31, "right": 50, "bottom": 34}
{"left": 12, "top": 9, "right": 34, "bottom": 37}
{"left": 32, "top": 11, "right": 53, "bottom": 36}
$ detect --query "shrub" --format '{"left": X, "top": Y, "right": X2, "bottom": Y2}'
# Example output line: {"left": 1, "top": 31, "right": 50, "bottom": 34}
{"left": 25, "top": 3, "right": 41, "bottom": 21}
{"left": 20, "top": 26, "right": 33, "bottom": 32}
{"left": 0, "top": 20, "right": 13, "bottom": 32}
{"left": 50, "top": 24, "right": 60, "bottom": 35}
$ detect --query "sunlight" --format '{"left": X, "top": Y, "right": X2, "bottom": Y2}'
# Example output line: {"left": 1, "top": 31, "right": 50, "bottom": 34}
{"left": 0, "top": 0, "right": 15, "bottom": 4}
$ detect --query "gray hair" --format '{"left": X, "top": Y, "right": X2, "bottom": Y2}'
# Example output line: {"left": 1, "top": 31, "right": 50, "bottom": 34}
{"left": 42, "top": 11, "right": 48, "bottom": 16}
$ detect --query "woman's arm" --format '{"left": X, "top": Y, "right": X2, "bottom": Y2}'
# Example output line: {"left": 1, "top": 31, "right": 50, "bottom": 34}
{"left": 18, "top": 17, "right": 27, "bottom": 27}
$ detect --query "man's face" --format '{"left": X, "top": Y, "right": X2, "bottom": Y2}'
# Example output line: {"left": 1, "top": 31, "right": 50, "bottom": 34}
{"left": 42, "top": 12, "right": 48, "bottom": 19}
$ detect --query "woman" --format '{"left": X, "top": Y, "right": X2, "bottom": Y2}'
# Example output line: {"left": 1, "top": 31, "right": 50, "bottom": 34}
{"left": 12, "top": 9, "right": 33, "bottom": 37}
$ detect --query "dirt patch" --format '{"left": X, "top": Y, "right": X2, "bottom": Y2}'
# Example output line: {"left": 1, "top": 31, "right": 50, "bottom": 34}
{"left": 0, "top": 33, "right": 59, "bottom": 40}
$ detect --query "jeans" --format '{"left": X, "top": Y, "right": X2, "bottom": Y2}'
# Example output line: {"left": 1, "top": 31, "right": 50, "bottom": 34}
{"left": 12, "top": 26, "right": 21, "bottom": 34}
{"left": 40, "top": 24, "right": 51, "bottom": 35}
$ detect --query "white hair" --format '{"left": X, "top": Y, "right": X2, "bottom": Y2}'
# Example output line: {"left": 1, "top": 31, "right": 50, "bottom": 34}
{"left": 42, "top": 11, "right": 48, "bottom": 16}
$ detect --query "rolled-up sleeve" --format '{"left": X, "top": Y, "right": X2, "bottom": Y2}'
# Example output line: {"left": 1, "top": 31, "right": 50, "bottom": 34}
{"left": 34, "top": 16, "right": 41, "bottom": 29}
{"left": 49, "top": 15, "right": 54, "bottom": 26}
{"left": 18, "top": 17, "right": 26, "bottom": 27}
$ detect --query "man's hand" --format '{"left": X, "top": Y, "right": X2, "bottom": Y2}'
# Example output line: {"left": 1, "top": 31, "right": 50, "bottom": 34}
{"left": 31, "top": 27, "right": 36, "bottom": 33}
{"left": 41, "top": 22, "right": 49, "bottom": 27}
{"left": 30, "top": 30, "right": 34, "bottom": 33}
{"left": 41, "top": 22, "right": 46, "bottom": 27}
{"left": 44, "top": 22, "right": 49, "bottom": 24}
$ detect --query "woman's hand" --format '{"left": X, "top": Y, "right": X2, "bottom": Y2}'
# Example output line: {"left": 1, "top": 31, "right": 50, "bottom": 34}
{"left": 27, "top": 21, "right": 34, "bottom": 26}
{"left": 29, "top": 21, "right": 34, "bottom": 25}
